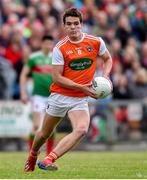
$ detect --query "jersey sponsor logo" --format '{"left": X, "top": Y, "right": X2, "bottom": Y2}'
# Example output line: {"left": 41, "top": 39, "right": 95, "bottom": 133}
{"left": 68, "top": 58, "right": 93, "bottom": 70}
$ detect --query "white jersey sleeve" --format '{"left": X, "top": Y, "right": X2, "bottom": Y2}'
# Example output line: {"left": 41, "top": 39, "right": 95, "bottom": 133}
{"left": 98, "top": 37, "right": 107, "bottom": 56}
{"left": 52, "top": 47, "right": 64, "bottom": 65}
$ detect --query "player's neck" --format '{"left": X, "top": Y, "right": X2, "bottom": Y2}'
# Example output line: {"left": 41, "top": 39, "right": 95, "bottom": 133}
{"left": 42, "top": 49, "right": 50, "bottom": 56}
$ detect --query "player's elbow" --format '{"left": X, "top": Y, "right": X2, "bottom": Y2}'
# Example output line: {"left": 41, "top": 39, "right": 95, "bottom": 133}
{"left": 52, "top": 73, "right": 62, "bottom": 85}
{"left": 104, "top": 56, "right": 112, "bottom": 64}
{"left": 52, "top": 75, "right": 60, "bottom": 85}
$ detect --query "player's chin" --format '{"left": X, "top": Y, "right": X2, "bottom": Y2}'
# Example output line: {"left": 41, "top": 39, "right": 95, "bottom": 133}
{"left": 70, "top": 34, "right": 78, "bottom": 38}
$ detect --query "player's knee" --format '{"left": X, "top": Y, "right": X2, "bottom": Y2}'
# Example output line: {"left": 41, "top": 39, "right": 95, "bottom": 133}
{"left": 36, "top": 131, "right": 48, "bottom": 141}
{"left": 33, "top": 125, "right": 39, "bottom": 132}
{"left": 75, "top": 127, "right": 88, "bottom": 137}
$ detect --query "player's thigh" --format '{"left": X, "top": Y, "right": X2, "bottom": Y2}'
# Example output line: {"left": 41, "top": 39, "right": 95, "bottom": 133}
{"left": 40, "top": 113, "right": 61, "bottom": 136}
{"left": 32, "top": 111, "right": 41, "bottom": 127}
{"left": 68, "top": 110, "right": 90, "bottom": 131}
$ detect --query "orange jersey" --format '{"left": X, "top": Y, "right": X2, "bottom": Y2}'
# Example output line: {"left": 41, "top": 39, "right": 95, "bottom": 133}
{"left": 51, "top": 33, "right": 105, "bottom": 97}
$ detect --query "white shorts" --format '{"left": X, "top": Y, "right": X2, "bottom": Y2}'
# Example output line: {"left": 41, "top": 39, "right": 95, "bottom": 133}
{"left": 46, "top": 93, "right": 89, "bottom": 117}
{"left": 31, "top": 95, "right": 48, "bottom": 112}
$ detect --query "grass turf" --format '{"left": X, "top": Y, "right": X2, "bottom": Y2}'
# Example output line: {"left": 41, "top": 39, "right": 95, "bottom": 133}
{"left": 0, "top": 151, "right": 147, "bottom": 179}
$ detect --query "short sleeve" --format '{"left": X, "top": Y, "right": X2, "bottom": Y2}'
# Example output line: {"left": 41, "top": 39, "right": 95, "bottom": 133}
{"left": 52, "top": 47, "right": 64, "bottom": 65}
{"left": 98, "top": 37, "right": 107, "bottom": 56}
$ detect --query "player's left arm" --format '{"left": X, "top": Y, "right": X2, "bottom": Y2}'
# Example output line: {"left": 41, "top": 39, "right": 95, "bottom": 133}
{"left": 98, "top": 37, "right": 112, "bottom": 78}
{"left": 101, "top": 50, "right": 112, "bottom": 78}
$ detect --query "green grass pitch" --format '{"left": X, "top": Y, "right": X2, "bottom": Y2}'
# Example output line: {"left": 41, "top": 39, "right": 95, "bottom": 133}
{"left": 0, "top": 151, "right": 147, "bottom": 179}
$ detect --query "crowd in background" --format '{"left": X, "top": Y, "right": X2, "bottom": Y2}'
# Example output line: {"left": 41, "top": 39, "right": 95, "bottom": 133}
{"left": 0, "top": 0, "right": 147, "bottom": 100}
{"left": 0, "top": 0, "right": 147, "bottom": 142}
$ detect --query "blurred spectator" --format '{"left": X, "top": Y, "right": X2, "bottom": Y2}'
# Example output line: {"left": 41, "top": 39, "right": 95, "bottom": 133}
{"left": 126, "top": 60, "right": 142, "bottom": 83}
{"left": 113, "top": 74, "right": 132, "bottom": 99}
{"left": 93, "top": 11, "right": 108, "bottom": 38}
{"left": 127, "top": 36, "right": 139, "bottom": 49}
{"left": 0, "top": 56, "right": 16, "bottom": 99}
{"left": 0, "top": 24, "right": 11, "bottom": 56}
{"left": 4, "top": 37, "right": 22, "bottom": 67}
{"left": 106, "top": 3, "right": 120, "bottom": 27}
{"left": 130, "top": 0, "right": 147, "bottom": 42}
{"left": 129, "top": 68, "right": 147, "bottom": 99}
{"left": 116, "top": 14, "right": 132, "bottom": 48}
{"left": 111, "top": 63, "right": 123, "bottom": 87}
{"left": 44, "top": 16, "right": 60, "bottom": 39}
{"left": 115, "top": 106, "right": 129, "bottom": 140}
{"left": 110, "top": 38, "right": 122, "bottom": 67}
{"left": 141, "top": 41, "right": 147, "bottom": 68}
{"left": 121, "top": 45, "right": 139, "bottom": 71}
{"left": 37, "top": 1, "right": 60, "bottom": 23}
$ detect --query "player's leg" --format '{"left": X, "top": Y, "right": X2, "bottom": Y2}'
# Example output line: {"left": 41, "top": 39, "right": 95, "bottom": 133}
{"left": 28, "top": 95, "right": 55, "bottom": 154}
{"left": 39, "top": 109, "right": 90, "bottom": 171}
{"left": 28, "top": 111, "right": 41, "bottom": 150}
{"left": 43, "top": 97, "right": 55, "bottom": 154}
{"left": 28, "top": 96, "right": 42, "bottom": 150}
{"left": 53, "top": 110, "right": 90, "bottom": 155}
{"left": 32, "top": 113, "right": 61, "bottom": 151}
{"left": 46, "top": 132, "right": 55, "bottom": 154}
{"left": 24, "top": 113, "right": 61, "bottom": 172}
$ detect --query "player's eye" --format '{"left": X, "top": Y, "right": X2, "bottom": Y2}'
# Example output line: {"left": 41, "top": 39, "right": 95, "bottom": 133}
{"left": 66, "top": 22, "right": 72, "bottom": 26}
{"left": 74, "top": 22, "right": 80, "bottom": 25}
{"left": 66, "top": 22, "right": 80, "bottom": 26}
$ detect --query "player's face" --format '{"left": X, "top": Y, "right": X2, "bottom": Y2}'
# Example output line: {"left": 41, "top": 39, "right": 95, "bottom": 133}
{"left": 64, "top": 16, "right": 82, "bottom": 41}
{"left": 42, "top": 40, "right": 54, "bottom": 52}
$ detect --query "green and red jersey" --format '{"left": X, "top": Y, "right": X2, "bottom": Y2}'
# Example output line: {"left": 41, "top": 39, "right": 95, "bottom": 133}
{"left": 26, "top": 51, "right": 53, "bottom": 97}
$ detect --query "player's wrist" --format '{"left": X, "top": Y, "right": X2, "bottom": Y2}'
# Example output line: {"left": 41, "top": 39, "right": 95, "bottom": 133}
{"left": 74, "top": 83, "right": 84, "bottom": 91}
{"left": 102, "top": 74, "right": 110, "bottom": 79}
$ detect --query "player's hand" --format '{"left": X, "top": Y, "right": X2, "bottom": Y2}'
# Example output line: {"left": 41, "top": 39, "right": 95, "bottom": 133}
{"left": 20, "top": 92, "right": 28, "bottom": 104}
{"left": 80, "top": 84, "right": 98, "bottom": 99}
{"left": 103, "top": 76, "right": 113, "bottom": 91}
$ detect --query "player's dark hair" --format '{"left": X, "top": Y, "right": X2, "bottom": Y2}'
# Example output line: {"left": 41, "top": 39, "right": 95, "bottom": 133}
{"left": 63, "top": 7, "right": 83, "bottom": 24}
{"left": 42, "top": 35, "right": 54, "bottom": 41}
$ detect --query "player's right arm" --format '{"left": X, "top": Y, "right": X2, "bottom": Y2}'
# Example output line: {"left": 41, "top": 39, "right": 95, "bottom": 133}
{"left": 20, "top": 65, "right": 31, "bottom": 104}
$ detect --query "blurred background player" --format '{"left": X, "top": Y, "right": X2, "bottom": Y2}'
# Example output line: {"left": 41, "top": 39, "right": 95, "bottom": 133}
{"left": 20, "top": 35, "right": 55, "bottom": 154}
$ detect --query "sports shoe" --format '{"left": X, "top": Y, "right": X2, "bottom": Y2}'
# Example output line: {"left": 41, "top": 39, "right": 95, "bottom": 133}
{"left": 24, "top": 151, "right": 39, "bottom": 172}
{"left": 38, "top": 158, "right": 58, "bottom": 171}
